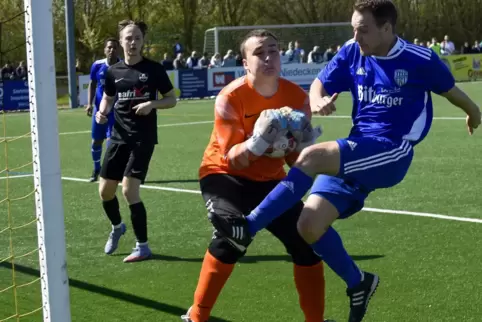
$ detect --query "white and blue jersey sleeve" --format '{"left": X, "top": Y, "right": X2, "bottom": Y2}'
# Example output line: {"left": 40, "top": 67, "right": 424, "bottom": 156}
{"left": 309, "top": 38, "right": 456, "bottom": 218}
{"left": 317, "top": 40, "right": 354, "bottom": 96}
{"left": 90, "top": 58, "right": 116, "bottom": 110}
{"left": 316, "top": 38, "right": 455, "bottom": 146}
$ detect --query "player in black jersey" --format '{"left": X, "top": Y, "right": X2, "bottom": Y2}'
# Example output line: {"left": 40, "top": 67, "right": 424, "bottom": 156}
{"left": 95, "top": 19, "right": 177, "bottom": 263}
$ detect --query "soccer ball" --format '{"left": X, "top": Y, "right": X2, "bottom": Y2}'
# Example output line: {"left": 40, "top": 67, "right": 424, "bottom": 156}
{"left": 264, "top": 131, "right": 297, "bottom": 158}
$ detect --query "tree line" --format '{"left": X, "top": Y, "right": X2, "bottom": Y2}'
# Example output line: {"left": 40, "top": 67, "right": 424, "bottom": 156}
{"left": 0, "top": 0, "right": 481, "bottom": 73}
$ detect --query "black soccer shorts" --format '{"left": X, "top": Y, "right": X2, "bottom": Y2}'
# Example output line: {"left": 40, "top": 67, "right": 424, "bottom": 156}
{"left": 200, "top": 173, "right": 321, "bottom": 266}
{"left": 100, "top": 142, "right": 155, "bottom": 183}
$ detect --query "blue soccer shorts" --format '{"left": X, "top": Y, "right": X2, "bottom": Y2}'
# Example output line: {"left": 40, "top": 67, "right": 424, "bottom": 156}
{"left": 310, "top": 137, "right": 414, "bottom": 218}
{"left": 91, "top": 107, "right": 115, "bottom": 140}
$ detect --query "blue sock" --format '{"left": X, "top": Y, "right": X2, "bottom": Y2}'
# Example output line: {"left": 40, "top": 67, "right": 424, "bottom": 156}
{"left": 245, "top": 167, "right": 313, "bottom": 235}
{"left": 91, "top": 143, "right": 102, "bottom": 172}
{"left": 311, "top": 226, "right": 362, "bottom": 289}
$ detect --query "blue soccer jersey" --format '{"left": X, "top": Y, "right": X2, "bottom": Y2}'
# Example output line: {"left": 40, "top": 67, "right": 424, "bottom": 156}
{"left": 90, "top": 58, "right": 116, "bottom": 109}
{"left": 90, "top": 58, "right": 118, "bottom": 140}
{"left": 318, "top": 38, "right": 455, "bottom": 146}
{"left": 309, "top": 38, "right": 457, "bottom": 217}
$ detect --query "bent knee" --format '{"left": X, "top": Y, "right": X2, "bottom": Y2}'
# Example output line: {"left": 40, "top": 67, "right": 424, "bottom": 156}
{"left": 297, "top": 196, "right": 337, "bottom": 244}
{"left": 99, "top": 179, "right": 117, "bottom": 200}
{"left": 208, "top": 235, "right": 246, "bottom": 264}
{"left": 297, "top": 207, "right": 326, "bottom": 244}
{"left": 295, "top": 141, "right": 340, "bottom": 176}
{"left": 122, "top": 185, "right": 140, "bottom": 204}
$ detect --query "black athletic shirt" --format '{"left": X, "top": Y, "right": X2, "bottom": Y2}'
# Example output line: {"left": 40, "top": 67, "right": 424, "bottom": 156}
{"left": 104, "top": 57, "right": 173, "bottom": 145}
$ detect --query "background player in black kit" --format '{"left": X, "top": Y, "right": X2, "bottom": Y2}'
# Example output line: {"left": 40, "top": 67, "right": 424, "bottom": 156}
{"left": 95, "top": 20, "right": 177, "bottom": 263}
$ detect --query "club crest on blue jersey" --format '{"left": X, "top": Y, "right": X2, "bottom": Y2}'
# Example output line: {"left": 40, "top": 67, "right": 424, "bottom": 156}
{"left": 394, "top": 69, "right": 408, "bottom": 87}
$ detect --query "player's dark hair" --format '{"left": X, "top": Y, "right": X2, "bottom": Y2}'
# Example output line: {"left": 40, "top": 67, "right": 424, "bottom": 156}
{"left": 240, "top": 29, "right": 278, "bottom": 59}
{"left": 104, "top": 37, "right": 119, "bottom": 47}
{"left": 118, "top": 19, "right": 148, "bottom": 37}
{"left": 353, "top": 0, "right": 398, "bottom": 30}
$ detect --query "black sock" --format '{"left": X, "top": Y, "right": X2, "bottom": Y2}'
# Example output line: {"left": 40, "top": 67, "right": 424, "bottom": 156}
{"left": 102, "top": 196, "right": 122, "bottom": 226}
{"left": 130, "top": 202, "right": 147, "bottom": 243}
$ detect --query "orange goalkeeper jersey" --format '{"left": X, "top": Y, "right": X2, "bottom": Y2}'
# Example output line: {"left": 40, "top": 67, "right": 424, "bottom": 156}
{"left": 199, "top": 76, "right": 311, "bottom": 182}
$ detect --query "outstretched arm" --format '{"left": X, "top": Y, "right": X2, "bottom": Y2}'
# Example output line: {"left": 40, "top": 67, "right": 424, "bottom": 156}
{"left": 440, "top": 86, "right": 481, "bottom": 134}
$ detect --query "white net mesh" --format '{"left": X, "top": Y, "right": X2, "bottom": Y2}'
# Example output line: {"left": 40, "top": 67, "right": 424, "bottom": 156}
{"left": 203, "top": 23, "right": 352, "bottom": 59}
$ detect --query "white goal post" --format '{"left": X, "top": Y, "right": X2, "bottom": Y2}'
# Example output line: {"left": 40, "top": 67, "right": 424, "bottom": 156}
{"left": 24, "top": 0, "right": 71, "bottom": 321}
{"left": 203, "top": 22, "right": 352, "bottom": 58}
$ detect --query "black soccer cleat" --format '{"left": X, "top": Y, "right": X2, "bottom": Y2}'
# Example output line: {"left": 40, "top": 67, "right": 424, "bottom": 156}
{"left": 207, "top": 212, "right": 253, "bottom": 247}
{"left": 89, "top": 169, "right": 100, "bottom": 182}
{"left": 346, "top": 271, "right": 379, "bottom": 322}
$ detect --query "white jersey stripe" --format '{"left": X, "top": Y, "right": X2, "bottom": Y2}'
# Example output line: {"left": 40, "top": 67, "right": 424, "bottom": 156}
{"left": 344, "top": 145, "right": 412, "bottom": 175}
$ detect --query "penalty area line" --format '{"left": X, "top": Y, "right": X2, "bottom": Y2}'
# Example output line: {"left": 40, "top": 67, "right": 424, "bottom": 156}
{"left": 59, "top": 176, "right": 482, "bottom": 224}
{"left": 4, "top": 173, "right": 481, "bottom": 224}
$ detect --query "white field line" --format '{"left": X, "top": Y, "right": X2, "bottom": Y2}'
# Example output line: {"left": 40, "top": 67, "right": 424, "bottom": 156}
{"left": 2, "top": 173, "right": 481, "bottom": 224}
{"left": 2, "top": 116, "right": 467, "bottom": 140}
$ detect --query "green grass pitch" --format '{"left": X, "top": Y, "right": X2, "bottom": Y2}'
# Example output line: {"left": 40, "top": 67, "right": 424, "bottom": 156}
{"left": 0, "top": 82, "right": 481, "bottom": 321}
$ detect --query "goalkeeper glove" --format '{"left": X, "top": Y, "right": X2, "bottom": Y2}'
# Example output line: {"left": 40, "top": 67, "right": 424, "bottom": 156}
{"left": 246, "top": 109, "right": 288, "bottom": 156}
{"left": 287, "top": 109, "right": 323, "bottom": 152}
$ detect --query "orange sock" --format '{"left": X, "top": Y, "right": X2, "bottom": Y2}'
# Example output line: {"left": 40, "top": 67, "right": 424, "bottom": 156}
{"left": 294, "top": 262, "right": 326, "bottom": 322}
{"left": 189, "top": 250, "right": 235, "bottom": 322}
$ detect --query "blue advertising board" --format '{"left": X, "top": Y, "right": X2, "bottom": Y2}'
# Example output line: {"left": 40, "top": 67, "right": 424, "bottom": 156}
{"left": 178, "top": 69, "right": 209, "bottom": 98}
{"left": 0, "top": 80, "right": 30, "bottom": 111}
{"left": 78, "top": 63, "right": 328, "bottom": 105}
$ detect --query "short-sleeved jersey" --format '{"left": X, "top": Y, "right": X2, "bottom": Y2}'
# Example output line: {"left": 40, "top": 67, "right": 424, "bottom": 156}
{"left": 104, "top": 58, "right": 173, "bottom": 145}
{"left": 90, "top": 58, "right": 119, "bottom": 109}
{"left": 199, "top": 77, "right": 310, "bottom": 182}
{"left": 318, "top": 37, "right": 455, "bottom": 145}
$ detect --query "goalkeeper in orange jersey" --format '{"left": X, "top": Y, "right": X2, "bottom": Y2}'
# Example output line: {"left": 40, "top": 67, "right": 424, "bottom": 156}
{"left": 181, "top": 29, "right": 333, "bottom": 322}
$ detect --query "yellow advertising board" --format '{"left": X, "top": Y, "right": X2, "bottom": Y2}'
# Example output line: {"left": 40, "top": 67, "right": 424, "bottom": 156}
{"left": 440, "top": 54, "right": 482, "bottom": 82}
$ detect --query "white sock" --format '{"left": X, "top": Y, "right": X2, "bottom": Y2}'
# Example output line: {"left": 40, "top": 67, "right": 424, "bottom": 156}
{"left": 113, "top": 222, "right": 123, "bottom": 230}
{"left": 136, "top": 241, "right": 148, "bottom": 247}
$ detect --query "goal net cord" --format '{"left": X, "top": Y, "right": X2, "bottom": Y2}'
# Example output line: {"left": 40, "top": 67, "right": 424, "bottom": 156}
{"left": 203, "top": 23, "right": 353, "bottom": 58}
{"left": 1, "top": 1, "right": 71, "bottom": 321}
{"left": 0, "top": 8, "right": 40, "bottom": 322}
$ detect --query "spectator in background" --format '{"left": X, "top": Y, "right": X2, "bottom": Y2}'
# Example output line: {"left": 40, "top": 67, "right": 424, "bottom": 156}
{"left": 472, "top": 41, "right": 481, "bottom": 53}
{"left": 222, "top": 50, "right": 236, "bottom": 67}
{"left": 186, "top": 51, "right": 199, "bottom": 69}
{"left": 441, "top": 35, "right": 455, "bottom": 55}
{"left": 210, "top": 53, "right": 222, "bottom": 67}
{"left": 16, "top": 61, "right": 27, "bottom": 79}
{"left": 173, "top": 37, "right": 183, "bottom": 56}
{"left": 418, "top": 41, "right": 425, "bottom": 47}
{"left": 280, "top": 48, "right": 290, "bottom": 64}
{"left": 161, "top": 53, "right": 174, "bottom": 70}
{"left": 235, "top": 53, "right": 243, "bottom": 66}
{"left": 173, "top": 53, "right": 186, "bottom": 69}
{"left": 426, "top": 41, "right": 431, "bottom": 47}
{"left": 1, "top": 62, "right": 15, "bottom": 80}
{"left": 307, "top": 46, "right": 323, "bottom": 63}
{"left": 429, "top": 38, "right": 441, "bottom": 55}
{"left": 461, "top": 41, "right": 473, "bottom": 54}
{"left": 198, "top": 52, "right": 210, "bottom": 68}
{"left": 323, "top": 44, "right": 337, "bottom": 62}
{"left": 284, "top": 41, "right": 301, "bottom": 64}
{"left": 294, "top": 40, "right": 305, "bottom": 62}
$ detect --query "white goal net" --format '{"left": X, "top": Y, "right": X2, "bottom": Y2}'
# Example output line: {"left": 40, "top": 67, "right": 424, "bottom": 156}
{"left": 0, "top": 0, "right": 71, "bottom": 321}
{"left": 203, "top": 22, "right": 352, "bottom": 59}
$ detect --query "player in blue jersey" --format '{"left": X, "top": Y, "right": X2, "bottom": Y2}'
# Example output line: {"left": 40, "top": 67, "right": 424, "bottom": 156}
{"left": 86, "top": 38, "right": 120, "bottom": 182}
{"left": 206, "top": 0, "right": 481, "bottom": 321}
